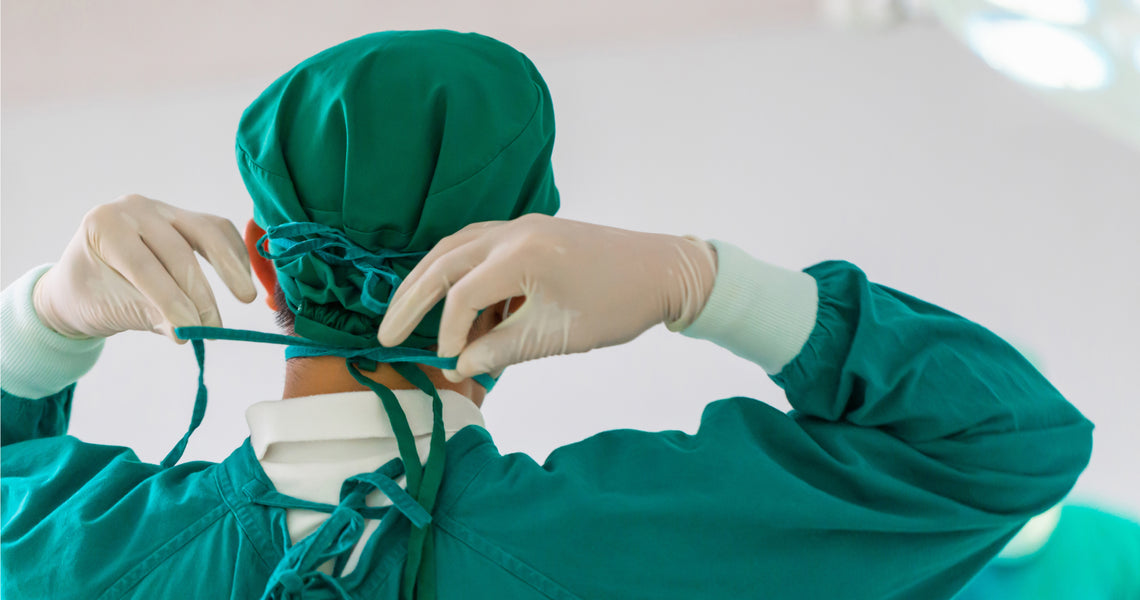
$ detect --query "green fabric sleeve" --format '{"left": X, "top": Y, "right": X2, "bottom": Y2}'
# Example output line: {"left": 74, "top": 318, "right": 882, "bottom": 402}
{"left": 0, "top": 265, "right": 236, "bottom": 596}
{"left": 1, "top": 387, "right": 74, "bottom": 447}
{"left": 446, "top": 259, "right": 1094, "bottom": 600}
{"left": 1, "top": 433, "right": 234, "bottom": 600}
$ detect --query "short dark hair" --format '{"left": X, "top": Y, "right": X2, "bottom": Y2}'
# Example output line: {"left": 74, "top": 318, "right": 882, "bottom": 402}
{"left": 273, "top": 284, "right": 295, "bottom": 335}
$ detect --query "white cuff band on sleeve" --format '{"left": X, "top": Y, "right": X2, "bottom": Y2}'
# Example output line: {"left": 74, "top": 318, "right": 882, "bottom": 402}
{"left": 677, "top": 241, "right": 818, "bottom": 375}
{"left": 1, "top": 265, "right": 106, "bottom": 398}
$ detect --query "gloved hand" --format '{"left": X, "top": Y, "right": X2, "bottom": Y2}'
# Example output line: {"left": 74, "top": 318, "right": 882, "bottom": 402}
{"left": 33, "top": 194, "right": 258, "bottom": 343}
{"left": 378, "top": 214, "right": 718, "bottom": 381}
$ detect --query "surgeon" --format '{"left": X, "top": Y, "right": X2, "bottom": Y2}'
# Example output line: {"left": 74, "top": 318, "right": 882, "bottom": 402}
{"left": 954, "top": 502, "right": 1140, "bottom": 599}
{"left": 1, "top": 30, "right": 1093, "bottom": 600}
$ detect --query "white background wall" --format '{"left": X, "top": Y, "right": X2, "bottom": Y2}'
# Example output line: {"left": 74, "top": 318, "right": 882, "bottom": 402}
{"left": 3, "top": 14, "right": 1138, "bottom": 515}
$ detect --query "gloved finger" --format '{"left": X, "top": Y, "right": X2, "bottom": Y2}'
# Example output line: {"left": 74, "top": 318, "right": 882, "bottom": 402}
{"left": 450, "top": 316, "right": 538, "bottom": 379}
{"left": 174, "top": 213, "right": 258, "bottom": 304}
{"left": 435, "top": 258, "right": 522, "bottom": 359}
{"left": 101, "top": 235, "right": 202, "bottom": 342}
{"left": 141, "top": 223, "right": 222, "bottom": 328}
{"left": 454, "top": 289, "right": 569, "bottom": 378}
{"left": 378, "top": 238, "right": 488, "bottom": 347}
{"left": 389, "top": 221, "right": 502, "bottom": 309}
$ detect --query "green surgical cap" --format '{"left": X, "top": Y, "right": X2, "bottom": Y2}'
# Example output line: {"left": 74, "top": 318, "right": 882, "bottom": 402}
{"left": 236, "top": 30, "right": 559, "bottom": 349}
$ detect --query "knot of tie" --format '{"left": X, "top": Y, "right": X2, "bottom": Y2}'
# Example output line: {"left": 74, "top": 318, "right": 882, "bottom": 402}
{"left": 254, "top": 459, "right": 438, "bottom": 600}
{"left": 275, "top": 572, "right": 304, "bottom": 595}
{"left": 260, "top": 506, "right": 362, "bottom": 600}
{"left": 258, "top": 221, "right": 428, "bottom": 315}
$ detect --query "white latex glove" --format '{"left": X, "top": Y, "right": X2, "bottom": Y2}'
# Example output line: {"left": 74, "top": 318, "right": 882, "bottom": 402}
{"left": 377, "top": 214, "right": 717, "bottom": 381}
{"left": 33, "top": 194, "right": 258, "bottom": 343}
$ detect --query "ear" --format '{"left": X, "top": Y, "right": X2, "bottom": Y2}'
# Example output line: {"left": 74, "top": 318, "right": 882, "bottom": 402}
{"left": 244, "top": 219, "right": 280, "bottom": 311}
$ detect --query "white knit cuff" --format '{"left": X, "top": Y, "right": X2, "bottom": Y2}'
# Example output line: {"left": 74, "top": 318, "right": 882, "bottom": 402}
{"left": 677, "top": 241, "right": 818, "bottom": 375}
{"left": 1, "top": 265, "right": 105, "bottom": 398}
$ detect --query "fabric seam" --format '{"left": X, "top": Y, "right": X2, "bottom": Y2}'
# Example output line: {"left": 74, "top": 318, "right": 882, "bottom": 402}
{"left": 435, "top": 515, "right": 582, "bottom": 600}
{"left": 237, "top": 146, "right": 292, "bottom": 182}
{"left": 436, "top": 431, "right": 498, "bottom": 515}
{"left": 97, "top": 504, "right": 229, "bottom": 600}
{"left": 215, "top": 468, "right": 279, "bottom": 572}
{"left": 424, "top": 81, "right": 545, "bottom": 199}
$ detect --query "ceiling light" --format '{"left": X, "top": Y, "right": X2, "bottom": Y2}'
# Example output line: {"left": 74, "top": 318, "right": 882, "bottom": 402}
{"left": 964, "top": 17, "right": 1111, "bottom": 90}
{"left": 984, "top": 0, "right": 1092, "bottom": 25}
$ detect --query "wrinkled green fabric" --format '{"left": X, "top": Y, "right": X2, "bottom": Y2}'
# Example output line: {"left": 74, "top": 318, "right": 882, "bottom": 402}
{"left": 236, "top": 29, "right": 559, "bottom": 349}
{"left": 2, "top": 260, "right": 1094, "bottom": 599}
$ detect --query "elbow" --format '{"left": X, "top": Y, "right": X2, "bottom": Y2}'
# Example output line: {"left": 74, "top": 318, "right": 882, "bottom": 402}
{"left": 917, "top": 408, "right": 1093, "bottom": 518}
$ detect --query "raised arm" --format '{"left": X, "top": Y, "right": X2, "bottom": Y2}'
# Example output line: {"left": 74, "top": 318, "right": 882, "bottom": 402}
{"left": 2, "top": 196, "right": 261, "bottom": 599}
{"left": 2, "top": 194, "right": 256, "bottom": 446}
{"left": 380, "top": 215, "right": 1093, "bottom": 599}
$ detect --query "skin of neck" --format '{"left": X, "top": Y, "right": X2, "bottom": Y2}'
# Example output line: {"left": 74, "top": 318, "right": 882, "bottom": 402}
{"left": 277, "top": 304, "right": 506, "bottom": 408}
{"left": 281, "top": 354, "right": 488, "bottom": 407}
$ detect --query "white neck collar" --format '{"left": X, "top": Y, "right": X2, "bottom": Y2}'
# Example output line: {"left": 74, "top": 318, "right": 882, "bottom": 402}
{"left": 245, "top": 389, "right": 485, "bottom": 461}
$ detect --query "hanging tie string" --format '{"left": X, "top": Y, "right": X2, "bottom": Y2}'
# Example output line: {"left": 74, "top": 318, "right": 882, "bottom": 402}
{"left": 346, "top": 360, "right": 447, "bottom": 600}
{"left": 159, "top": 338, "right": 208, "bottom": 469}
{"left": 258, "top": 222, "right": 426, "bottom": 315}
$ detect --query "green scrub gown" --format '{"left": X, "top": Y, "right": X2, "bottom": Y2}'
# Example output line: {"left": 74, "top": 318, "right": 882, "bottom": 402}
{"left": 1, "top": 260, "right": 1093, "bottom": 599}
